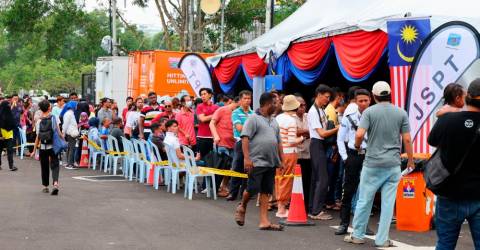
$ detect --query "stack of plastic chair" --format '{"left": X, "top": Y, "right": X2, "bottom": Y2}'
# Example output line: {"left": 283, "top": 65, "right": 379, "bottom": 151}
{"left": 88, "top": 135, "right": 105, "bottom": 171}
{"left": 105, "top": 135, "right": 124, "bottom": 175}
{"left": 147, "top": 141, "right": 171, "bottom": 190}
{"left": 18, "top": 127, "right": 28, "bottom": 160}
{"left": 182, "top": 146, "right": 217, "bottom": 200}
{"left": 164, "top": 144, "right": 187, "bottom": 194}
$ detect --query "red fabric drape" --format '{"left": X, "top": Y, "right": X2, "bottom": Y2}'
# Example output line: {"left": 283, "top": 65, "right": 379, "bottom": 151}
{"left": 213, "top": 56, "right": 242, "bottom": 83}
{"left": 332, "top": 30, "right": 388, "bottom": 79}
{"left": 287, "top": 38, "right": 331, "bottom": 70}
{"left": 241, "top": 53, "right": 268, "bottom": 79}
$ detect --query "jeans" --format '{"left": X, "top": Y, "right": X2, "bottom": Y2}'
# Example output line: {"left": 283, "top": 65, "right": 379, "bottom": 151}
{"left": 40, "top": 149, "right": 60, "bottom": 187}
{"left": 335, "top": 159, "right": 345, "bottom": 201}
{"left": 229, "top": 141, "right": 246, "bottom": 199}
{"left": 352, "top": 166, "right": 401, "bottom": 246}
{"left": 309, "top": 138, "right": 329, "bottom": 215}
{"left": 0, "top": 138, "right": 14, "bottom": 168}
{"left": 435, "top": 197, "right": 480, "bottom": 250}
{"left": 340, "top": 151, "right": 365, "bottom": 226}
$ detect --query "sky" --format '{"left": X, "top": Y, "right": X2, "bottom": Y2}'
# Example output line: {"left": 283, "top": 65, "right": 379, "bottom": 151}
{"left": 82, "top": 0, "right": 163, "bottom": 30}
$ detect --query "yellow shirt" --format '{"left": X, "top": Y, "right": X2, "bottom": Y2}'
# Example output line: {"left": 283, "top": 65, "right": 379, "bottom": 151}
{"left": 1, "top": 129, "right": 13, "bottom": 139}
{"left": 325, "top": 104, "right": 338, "bottom": 126}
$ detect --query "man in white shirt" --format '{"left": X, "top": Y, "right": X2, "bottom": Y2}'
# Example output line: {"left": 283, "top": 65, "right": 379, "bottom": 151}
{"left": 163, "top": 120, "right": 200, "bottom": 161}
{"left": 335, "top": 89, "right": 372, "bottom": 235}
{"left": 307, "top": 84, "right": 338, "bottom": 220}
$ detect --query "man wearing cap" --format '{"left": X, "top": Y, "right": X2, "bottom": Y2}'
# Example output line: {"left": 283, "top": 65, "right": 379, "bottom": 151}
{"left": 428, "top": 79, "right": 480, "bottom": 249}
{"left": 345, "top": 81, "right": 414, "bottom": 247}
{"left": 275, "top": 95, "right": 305, "bottom": 218}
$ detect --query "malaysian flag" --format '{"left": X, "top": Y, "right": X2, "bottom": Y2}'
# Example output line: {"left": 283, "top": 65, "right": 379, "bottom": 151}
{"left": 387, "top": 18, "right": 431, "bottom": 153}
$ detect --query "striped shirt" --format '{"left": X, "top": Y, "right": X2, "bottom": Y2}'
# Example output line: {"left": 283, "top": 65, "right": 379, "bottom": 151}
{"left": 232, "top": 107, "right": 253, "bottom": 139}
{"left": 140, "top": 105, "right": 162, "bottom": 134}
{"left": 276, "top": 113, "right": 298, "bottom": 154}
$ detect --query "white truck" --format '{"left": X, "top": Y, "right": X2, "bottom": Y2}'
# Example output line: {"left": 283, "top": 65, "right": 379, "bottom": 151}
{"left": 95, "top": 56, "right": 129, "bottom": 112}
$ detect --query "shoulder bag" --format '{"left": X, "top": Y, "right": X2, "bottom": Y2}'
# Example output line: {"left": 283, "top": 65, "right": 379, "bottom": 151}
{"left": 52, "top": 116, "right": 68, "bottom": 154}
{"left": 424, "top": 124, "right": 480, "bottom": 193}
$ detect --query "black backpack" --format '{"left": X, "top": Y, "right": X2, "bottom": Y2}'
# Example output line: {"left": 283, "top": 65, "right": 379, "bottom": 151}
{"left": 38, "top": 116, "right": 54, "bottom": 144}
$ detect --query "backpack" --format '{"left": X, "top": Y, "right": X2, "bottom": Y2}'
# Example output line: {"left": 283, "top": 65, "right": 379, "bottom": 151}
{"left": 38, "top": 116, "right": 54, "bottom": 144}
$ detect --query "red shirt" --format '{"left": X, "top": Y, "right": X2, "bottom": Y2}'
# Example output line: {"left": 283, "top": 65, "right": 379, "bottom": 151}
{"left": 175, "top": 109, "right": 196, "bottom": 146}
{"left": 196, "top": 102, "right": 219, "bottom": 138}
{"left": 122, "top": 107, "right": 128, "bottom": 124}
{"left": 212, "top": 106, "right": 235, "bottom": 149}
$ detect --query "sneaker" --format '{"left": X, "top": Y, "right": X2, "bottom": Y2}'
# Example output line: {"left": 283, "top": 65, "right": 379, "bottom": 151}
{"left": 65, "top": 166, "right": 74, "bottom": 170}
{"left": 51, "top": 187, "right": 59, "bottom": 196}
{"left": 201, "top": 188, "right": 208, "bottom": 194}
{"left": 42, "top": 187, "right": 49, "bottom": 193}
{"left": 10, "top": 167, "right": 18, "bottom": 171}
{"left": 344, "top": 235, "right": 365, "bottom": 244}
{"left": 309, "top": 211, "right": 333, "bottom": 220}
{"left": 375, "top": 239, "right": 394, "bottom": 247}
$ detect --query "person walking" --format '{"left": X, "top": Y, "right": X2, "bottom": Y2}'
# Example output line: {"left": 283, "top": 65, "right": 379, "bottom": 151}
{"left": 344, "top": 81, "right": 414, "bottom": 247}
{"left": 275, "top": 95, "right": 304, "bottom": 218}
{"left": 227, "top": 90, "right": 253, "bottom": 201}
{"left": 0, "top": 100, "right": 17, "bottom": 171}
{"left": 31, "top": 100, "right": 62, "bottom": 195}
{"left": 234, "top": 92, "right": 284, "bottom": 231}
{"left": 60, "top": 101, "right": 78, "bottom": 169}
{"left": 307, "top": 84, "right": 338, "bottom": 220}
{"left": 334, "top": 89, "right": 373, "bottom": 236}
{"left": 196, "top": 88, "right": 219, "bottom": 158}
{"left": 428, "top": 79, "right": 480, "bottom": 250}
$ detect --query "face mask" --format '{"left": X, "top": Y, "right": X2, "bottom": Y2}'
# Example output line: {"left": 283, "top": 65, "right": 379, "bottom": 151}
{"left": 186, "top": 101, "right": 193, "bottom": 108}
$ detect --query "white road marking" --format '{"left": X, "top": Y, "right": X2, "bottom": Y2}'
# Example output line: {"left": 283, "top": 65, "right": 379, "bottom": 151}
{"left": 330, "top": 226, "right": 435, "bottom": 250}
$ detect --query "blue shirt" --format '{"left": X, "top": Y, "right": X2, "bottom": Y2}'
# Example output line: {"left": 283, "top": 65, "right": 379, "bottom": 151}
{"left": 231, "top": 107, "right": 254, "bottom": 139}
{"left": 100, "top": 127, "right": 110, "bottom": 150}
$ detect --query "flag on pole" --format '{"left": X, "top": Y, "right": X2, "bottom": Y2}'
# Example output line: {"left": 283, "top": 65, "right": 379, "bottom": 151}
{"left": 387, "top": 18, "right": 431, "bottom": 153}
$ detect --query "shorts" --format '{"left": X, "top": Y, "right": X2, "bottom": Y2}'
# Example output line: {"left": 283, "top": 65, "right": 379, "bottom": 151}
{"left": 246, "top": 167, "right": 275, "bottom": 196}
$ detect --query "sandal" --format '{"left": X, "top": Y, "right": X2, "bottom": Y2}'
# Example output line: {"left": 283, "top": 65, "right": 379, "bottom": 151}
{"left": 42, "top": 187, "right": 49, "bottom": 193}
{"left": 275, "top": 210, "right": 289, "bottom": 218}
{"left": 259, "top": 224, "right": 284, "bottom": 231}
{"left": 235, "top": 204, "right": 246, "bottom": 226}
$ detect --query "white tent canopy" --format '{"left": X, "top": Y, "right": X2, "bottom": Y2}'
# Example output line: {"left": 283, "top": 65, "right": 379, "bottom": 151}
{"left": 207, "top": 0, "right": 480, "bottom": 67}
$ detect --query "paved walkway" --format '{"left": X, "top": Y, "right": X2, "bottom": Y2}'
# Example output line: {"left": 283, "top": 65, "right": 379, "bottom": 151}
{"left": 0, "top": 157, "right": 474, "bottom": 250}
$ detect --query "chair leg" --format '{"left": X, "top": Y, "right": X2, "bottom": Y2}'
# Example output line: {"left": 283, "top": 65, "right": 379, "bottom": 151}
{"left": 129, "top": 161, "right": 135, "bottom": 181}
{"left": 188, "top": 177, "right": 195, "bottom": 200}
{"left": 154, "top": 167, "right": 160, "bottom": 190}
{"left": 113, "top": 158, "right": 118, "bottom": 175}
{"left": 205, "top": 177, "right": 211, "bottom": 198}
{"left": 171, "top": 171, "right": 177, "bottom": 194}
{"left": 211, "top": 175, "right": 217, "bottom": 200}
{"left": 20, "top": 145, "right": 24, "bottom": 160}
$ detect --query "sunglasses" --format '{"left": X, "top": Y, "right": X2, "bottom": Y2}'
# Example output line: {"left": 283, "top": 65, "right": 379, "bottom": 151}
{"left": 165, "top": 105, "right": 172, "bottom": 108}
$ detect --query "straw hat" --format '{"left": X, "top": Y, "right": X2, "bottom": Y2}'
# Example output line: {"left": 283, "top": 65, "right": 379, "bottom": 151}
{"left": 282, "top": 95, "right": 300, "bottom": 111}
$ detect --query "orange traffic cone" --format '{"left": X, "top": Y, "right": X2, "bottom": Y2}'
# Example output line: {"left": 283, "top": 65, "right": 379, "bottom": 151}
{"left": 280, "top": 165, "right": 314, "bottom": 226}
{"left": 147, "top": 164, "right": 155, "bottom": 185}
{"left": 79, "top": 139, "right": 89, "bottom": 168}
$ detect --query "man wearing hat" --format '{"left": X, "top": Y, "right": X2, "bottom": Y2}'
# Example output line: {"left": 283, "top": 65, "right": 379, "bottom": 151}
{"left": 428, "top": 78, "right": 480, "bottom": 249}
{"left": 274, "top": 95, "right": 305, "bottom": 218}
{"left": 345, "top": 81, "right": 414, "bottom": 247}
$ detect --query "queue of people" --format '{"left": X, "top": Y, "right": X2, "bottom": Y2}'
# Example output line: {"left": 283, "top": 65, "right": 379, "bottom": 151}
{"left": 1, "top": 78, "right": 478, "bottom": 249}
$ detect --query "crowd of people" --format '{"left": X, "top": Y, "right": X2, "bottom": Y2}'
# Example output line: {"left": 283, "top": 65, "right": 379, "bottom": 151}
{"left": 0, "top": 77, "right": 479, "bottom": 248}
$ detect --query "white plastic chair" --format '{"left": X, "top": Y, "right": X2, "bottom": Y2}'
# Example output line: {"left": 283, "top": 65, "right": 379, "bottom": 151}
{"left": 121, "top": 137, "right": 134, "bottom": 179}
{"left": 147, "top": 141, "right": 171, "bottom": 190}
{"left": 125, "top": 138, "right": 142, "bottom": 181}
{"left": 105, "top": 135, "right": 123, "bottom": 175}
{"left": 132, "top": 139, "right": 149, "bottom": 183}
{"left": 182, "top": 146, "right": 217, "bottom": 200}
{"left": 164, "top": 144, "right": 187, "bottom": 194}
{"left": 87, "top": 135, "right": 105, "bottom": 171}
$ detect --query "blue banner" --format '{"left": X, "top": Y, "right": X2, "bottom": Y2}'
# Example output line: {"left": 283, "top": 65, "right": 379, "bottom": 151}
{"left": 387, "top": 18, "right": 431, "bottom": 66}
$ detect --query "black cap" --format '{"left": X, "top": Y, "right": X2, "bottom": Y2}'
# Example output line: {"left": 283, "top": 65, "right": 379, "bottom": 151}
{"left": 468, "top": 78, "right": 480, "bottom": 98}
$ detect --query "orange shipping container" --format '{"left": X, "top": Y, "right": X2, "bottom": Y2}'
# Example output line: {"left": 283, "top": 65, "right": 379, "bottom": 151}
{"left": 128, "top": 50, "right": 215, "bottom": 98}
